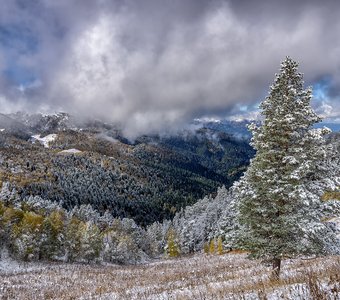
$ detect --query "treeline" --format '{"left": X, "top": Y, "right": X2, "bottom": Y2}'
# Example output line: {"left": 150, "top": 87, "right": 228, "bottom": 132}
{"left": 0, "top": 194, "right": 170, "bottom": 264}
{"left": 0, "top": 183, "right": 237, "bottom": 264}
{"left": 1, "top": 181, "right": 339, "bottom": 264}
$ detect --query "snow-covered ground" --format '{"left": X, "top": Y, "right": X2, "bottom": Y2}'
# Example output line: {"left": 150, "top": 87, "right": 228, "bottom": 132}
{"left": 31, "top": 134, "right": 57, "bottom": 148}
{"left": 1, "top": 252, "right": 339, "bottom": 299}
{"left": 58, "top": 148, "right": 82, "bottom": 154}
{"left": 0, "top": 248, "right": 49, "bottom": 275}
{"left": 0, "top": 128, "right": 5, "bottom": 132}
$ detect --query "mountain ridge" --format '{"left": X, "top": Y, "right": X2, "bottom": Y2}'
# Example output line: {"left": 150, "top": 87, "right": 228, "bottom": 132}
{"left": 0, "top": 112, "right": 254, "bottom": 226}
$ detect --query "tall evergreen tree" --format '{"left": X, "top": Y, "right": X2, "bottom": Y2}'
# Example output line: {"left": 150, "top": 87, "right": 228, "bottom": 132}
{"left": 233, "top": 57, "right": 340, "bottom": 278}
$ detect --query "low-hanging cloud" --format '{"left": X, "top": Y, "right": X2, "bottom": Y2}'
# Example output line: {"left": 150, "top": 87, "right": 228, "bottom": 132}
{"left": 1, "top": 0, "right": 340, "bottom": 137}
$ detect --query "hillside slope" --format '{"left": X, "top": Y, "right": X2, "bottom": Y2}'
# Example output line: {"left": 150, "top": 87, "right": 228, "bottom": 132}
{"left": 0, "top": 113, "right": 254, "bottom": 226}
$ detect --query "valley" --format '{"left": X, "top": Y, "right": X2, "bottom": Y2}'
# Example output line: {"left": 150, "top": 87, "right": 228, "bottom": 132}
{"left": 0, "top": 112, "right": 254, "bottom": 226}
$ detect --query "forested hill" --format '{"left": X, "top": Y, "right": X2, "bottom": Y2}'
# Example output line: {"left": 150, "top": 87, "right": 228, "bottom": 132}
{"left": 0, "top": 113, "right": 254, "bottom": 226}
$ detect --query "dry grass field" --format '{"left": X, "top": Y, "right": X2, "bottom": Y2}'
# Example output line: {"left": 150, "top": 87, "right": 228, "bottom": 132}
{"left": 1, "top": 252, "right": 340, "bottom": 299}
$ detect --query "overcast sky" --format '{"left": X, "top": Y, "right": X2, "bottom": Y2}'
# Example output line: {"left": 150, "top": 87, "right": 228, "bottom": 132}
{"left": 0, "top": 0, "right": 340, "bottom": 136}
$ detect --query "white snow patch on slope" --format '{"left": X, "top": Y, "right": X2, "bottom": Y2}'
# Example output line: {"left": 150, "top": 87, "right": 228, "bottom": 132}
{"left": 0, "top": 129, "right": 5, "bottom": 132}
{"left": 59, "top": 148, "right": 82, "bottom": 154}
{"left": 31, "top": 134, "right": 57, "bottom": 148}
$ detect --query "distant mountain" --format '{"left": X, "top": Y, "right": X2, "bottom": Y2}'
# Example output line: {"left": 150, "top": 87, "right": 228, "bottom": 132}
{"left": 315, "top": 122, "right": 340, "bottom": 132}
{"left": 0, "top": 112, "right": 254, "bottom": 226}
{"left": 193, "top": 119, "right": 252, "bottom": 140}
{"left": 8, "top": 112, "right": 79, "bottom": 133}
{"left": 195, "top": 118, "right": 340, "bottom": 138}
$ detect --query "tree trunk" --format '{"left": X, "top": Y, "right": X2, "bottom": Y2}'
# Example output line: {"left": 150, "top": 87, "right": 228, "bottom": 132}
{"left": 272, "top": 258, "right": 281, "bottom": 280}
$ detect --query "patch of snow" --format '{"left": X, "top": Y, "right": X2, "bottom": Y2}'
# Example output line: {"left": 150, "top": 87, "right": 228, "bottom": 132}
{"left": 194, "top": 117, "right": 221, "bottom": 123}
{"left": 31, "top": 134, "right": 57, "bottom": 148}
{"left": 0, "top": 248, "right": 47, "bottom": 275}
{"left": 0, "top": 248, "right": 24, "bottom": 274}
{"left": 59, "top": 148, "right": 82, "bottom": 154}
{"left": 0, "top": 128, "right": 5, "bottom": 132}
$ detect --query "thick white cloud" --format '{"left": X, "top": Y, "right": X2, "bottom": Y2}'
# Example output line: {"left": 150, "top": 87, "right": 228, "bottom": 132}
{"left": 1, "top": 0, "right": 340, "bottom": 136}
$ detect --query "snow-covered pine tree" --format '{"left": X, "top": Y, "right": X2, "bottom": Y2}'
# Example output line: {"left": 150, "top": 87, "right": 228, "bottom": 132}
{"left": 233, "top": 57, "right": 340, "bottom": 278}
